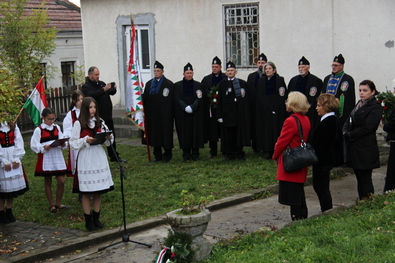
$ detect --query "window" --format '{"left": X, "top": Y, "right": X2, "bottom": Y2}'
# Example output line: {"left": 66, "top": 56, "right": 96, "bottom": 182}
{"left": 224, "top": 3, "right": 259, "bottom": 69}
{"left": 61, "top": 61, "right": 75, "bottom": 87}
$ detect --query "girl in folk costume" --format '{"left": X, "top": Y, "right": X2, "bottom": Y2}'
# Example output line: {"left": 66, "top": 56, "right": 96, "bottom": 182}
{"left": 70, "top": 97, "right": 114, "bottom": 231}
{"left": 63, "top": 90, "right": 84, "bottom": 177}
{"left": 0, "top": 121, "right": 29, "bottom": 223}
{"left": 30, "top": 108, "right": 68, "bottom": 213}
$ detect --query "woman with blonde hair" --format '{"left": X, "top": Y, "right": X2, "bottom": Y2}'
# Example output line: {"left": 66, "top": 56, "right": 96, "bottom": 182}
{"left": 272, "top": 91, "right": 311, "bottom": 220}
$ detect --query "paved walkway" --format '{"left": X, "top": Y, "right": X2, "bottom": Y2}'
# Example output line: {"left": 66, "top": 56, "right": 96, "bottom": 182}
{"left": 0, "top": 164, "right": 387, "bottom": 262}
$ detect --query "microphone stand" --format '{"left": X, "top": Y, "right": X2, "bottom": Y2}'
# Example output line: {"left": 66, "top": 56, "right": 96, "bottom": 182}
{"left": 98, "top": 121, "right": 151, "bottom": 251}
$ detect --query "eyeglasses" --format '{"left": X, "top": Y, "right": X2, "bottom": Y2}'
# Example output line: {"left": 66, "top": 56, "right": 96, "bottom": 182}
{"left": 331, "top": 64, "right": 342, "bottom": 67}
{"left": 46, "top": 118, "right": 57, "bottom": 121}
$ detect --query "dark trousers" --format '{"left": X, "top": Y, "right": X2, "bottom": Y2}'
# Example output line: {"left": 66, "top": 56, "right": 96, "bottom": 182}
{"left": 312, "top": 164, "right": 333, "bottom": 212}
{"left": 182, "top": 148, "right": 199, "bottom": 160}
{"left": 384, "top": 142, "right": 395, "bottom": 192}
{"left": 104, "top": 119, "right": 119, "bottom": 160}
{"left": 223, "top": 126, "right": 244, "bottom": 159}
{"left": 153, "top": 147, "right": 172, "bottom": 161}
{"left": 353, "top": 169, "right": 374, "bottom": 200}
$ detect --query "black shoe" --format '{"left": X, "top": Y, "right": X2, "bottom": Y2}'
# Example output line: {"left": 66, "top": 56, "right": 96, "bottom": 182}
{"left": 208, "top": 154, "right": 217, "bottom": 158}
{"left": 237, "top": 157, "right": 246, "bottom": 161}
{"left": 153, "top": 158, "right": 163, "bottom": 162}
{"left": 0, "top": 210, "right": 11, "bottom": 224}
{"left": 162, "top": 159, "right": 170, "bottom": 163}
{"left": 182, "top": 157, "right": 190, "bottom": 162}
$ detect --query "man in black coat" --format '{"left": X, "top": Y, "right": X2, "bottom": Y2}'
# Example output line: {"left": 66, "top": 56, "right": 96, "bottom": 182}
{"left": 142, "top": 61, "right": 174, "bottom": 163}
{"left": 322, "top": 54, "right": 355, "bottom": 127}
{"left": 201, "top": 56, "right": 226, "bottom": 158}
{"left": 217, "top": 61, "right": 251, "bottom": 160}
{"left": 174, "top": 63, "right": 205, "bottom": 161}
{"left": 247, "top": 53, "right": 267, "bottom": 152}
{"left": 82, "top": 66, "right": 126, "bottom": 162}
{"left": 288, "top": 56, "right": 322, "bottom": 134}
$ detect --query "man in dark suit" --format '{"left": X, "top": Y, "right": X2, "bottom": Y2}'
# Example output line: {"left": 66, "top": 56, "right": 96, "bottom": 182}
{"left": 82, "top": 66, "right": 126, "bottom": 162}
{"left": 322, "top": 54, "right": 355, "bottom": 127}
{"left": 217, "top": 61, "right": 251, "bottom": 160}
{"left": 142, "top": 61, "right": 174, "bottom": 163}
{"left": 288, "top": 56, "right": 322, "bottom": 134}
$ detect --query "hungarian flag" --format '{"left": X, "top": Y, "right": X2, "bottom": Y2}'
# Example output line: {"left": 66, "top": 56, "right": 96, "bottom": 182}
{"left": 125, "top": 25, "right": 145, "bottom": 130}
{"left": 23, "top": 78, "right": 48, "bottom": 126}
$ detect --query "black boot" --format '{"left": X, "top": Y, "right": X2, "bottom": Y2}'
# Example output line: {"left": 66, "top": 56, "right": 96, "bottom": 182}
{"left": 6, "top": 208, "right": 16, "bottom": 222}
{"left": 84, "top": 213, "right": 98, "bottom": 231}
{"left": 92, "top": 210, "right": 104, "bottom": 229}
{"left": 0, "top": 210, "right": 11, "bottom": 224}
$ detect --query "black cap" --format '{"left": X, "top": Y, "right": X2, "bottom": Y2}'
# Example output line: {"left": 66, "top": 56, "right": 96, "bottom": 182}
{"left": 212, "top": 56, "right": 222, "bottom": 65}
{"left": 184, "top": 62, "right": 193, "bottom": 72}
{"left": 298, "top": 56, "right": 310, "bottom": 66}
{"left": 333, "top": 54, "right": 345, "bottom": 64}
{"left": 226, "top": 61, "right": 236, "bottom": 69}
{"left": 154, "top": 60, "right": 164, "bottom": 70}
{"left": 258, "top": 53, "right": 267, "bottom": 62}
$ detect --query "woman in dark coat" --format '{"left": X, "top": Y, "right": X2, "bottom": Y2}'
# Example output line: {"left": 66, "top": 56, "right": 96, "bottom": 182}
{"left": 343, "top": 80, "right": 382, "bottom": 200}
{"left": 311, "top": 93, "right": 343, "bottom": 212}
{"left": 255, "top": 61, "right": 288, "bottom": 158}
{"left": 272, "top": 91, "right": 311, "bottom": 221}
{"left": 383, "top": 108, "right": 395, "bottom": 192}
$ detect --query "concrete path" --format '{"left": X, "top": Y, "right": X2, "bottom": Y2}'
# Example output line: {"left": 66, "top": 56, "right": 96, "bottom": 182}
{"left": 1, "top": 165, "right": 387, "bottom": 263}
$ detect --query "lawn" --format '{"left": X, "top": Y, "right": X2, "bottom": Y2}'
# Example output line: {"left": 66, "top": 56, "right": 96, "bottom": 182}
{"left": 16, "top": 135, "right": 278, "bottom": 230}
{"left": 205, "top": 192, "right": 395, "bottom": 262}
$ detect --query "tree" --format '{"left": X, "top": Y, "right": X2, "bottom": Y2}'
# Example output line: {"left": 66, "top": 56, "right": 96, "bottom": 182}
{"left": 0, "top": 0, "right": 57, "bottom": 89}
{"left": 0, "top": 0, "right": 57, "bottom": 123}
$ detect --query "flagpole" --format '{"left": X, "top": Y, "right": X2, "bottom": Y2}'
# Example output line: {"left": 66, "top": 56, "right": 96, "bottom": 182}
{"left": 130, "top": 14, "right": 151, "bottom": 162}
{"left": 14, "top": 75, "right": 45, "bottom": 123}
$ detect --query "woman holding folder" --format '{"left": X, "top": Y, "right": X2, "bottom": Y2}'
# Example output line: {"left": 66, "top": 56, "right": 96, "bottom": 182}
{"left": 69, "top": 97, "right": 114, "bottom": 231}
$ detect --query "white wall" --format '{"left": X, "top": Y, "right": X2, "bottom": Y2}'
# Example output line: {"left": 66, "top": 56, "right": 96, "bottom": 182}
{"left": 46, "top": 31, "right": 85, "bottom": 88}
{"left": 80, "top": 0, "right": 395, "bottom": 107}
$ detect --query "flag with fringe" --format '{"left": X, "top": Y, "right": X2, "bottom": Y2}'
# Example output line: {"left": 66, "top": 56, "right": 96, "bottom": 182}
{"left": 125, "top": 24, "right": 145, "bottom": 130}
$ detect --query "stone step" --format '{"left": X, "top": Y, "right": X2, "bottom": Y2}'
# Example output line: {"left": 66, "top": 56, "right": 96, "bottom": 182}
{"left": 114, "top": 124, "right": 141, "bottom": 138}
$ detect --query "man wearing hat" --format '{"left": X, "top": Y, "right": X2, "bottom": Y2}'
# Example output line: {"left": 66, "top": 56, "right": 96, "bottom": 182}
{"left": 142, "top": 61, "right": 174, "bottom": 163}
{"left": 201, "top": 56, "right": 227, "bottom": 158}
{"left": 288, "top": 56, "right": 322, "bottom": 132}
{"left": 217, "top": 61, "right": 251, "bottom": 160}
{"left": 322, "top": 54, "right": 355, "bottom": 127}
{"left": 174, "top": 63, "right": 205, "bottom": 161}
{"left": 247, "top": 53, "right": 267, "bottom": 152}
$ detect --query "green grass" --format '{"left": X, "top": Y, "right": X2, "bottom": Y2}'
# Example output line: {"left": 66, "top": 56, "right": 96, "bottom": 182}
{"left": 16, "top": 136, "right": 277, "bottom": 230}
{"left": 204, "top": 192, "right": 395, "bottom": 262}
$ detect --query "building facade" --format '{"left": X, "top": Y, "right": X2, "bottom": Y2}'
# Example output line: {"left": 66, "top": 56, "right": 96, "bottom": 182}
{"left": 80, "top": 0, "right": 395, "bottom": 107}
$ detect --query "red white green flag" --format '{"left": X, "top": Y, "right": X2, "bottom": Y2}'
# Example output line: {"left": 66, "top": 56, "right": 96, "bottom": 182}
{"left": 125, "top": 25, "right": 145, "bottom": 130}
{"left": 23, "top": 78, "right": 48, "bottom": 126}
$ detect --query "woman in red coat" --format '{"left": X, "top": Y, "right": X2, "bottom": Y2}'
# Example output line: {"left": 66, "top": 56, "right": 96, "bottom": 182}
{"left": 272, "top": 91, "right": 311, "bottom": 221}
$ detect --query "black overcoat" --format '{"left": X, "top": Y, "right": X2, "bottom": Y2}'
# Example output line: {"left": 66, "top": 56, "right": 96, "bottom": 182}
{"left": 173, "top": 79, "right": 205, "bottom": 149}
{"left": 254, "top": 74, "right": 288, "bottom": 152}
{"left": 201, "top": 72, "right": 226, "bottom": 142}
{"left": 217, "top": 78, "right": 251, "bottom": 146}
{"left": 343, "top": 98, "right": 382, "bottom": 170}
{"left": 310, "top": 115, "right": 344, "bottom": 166}
{"left": 288, "top": 73, "right": 322, "bottom": 133}
{"left": 142, "top": 77, "right": 174, "bottom": 149}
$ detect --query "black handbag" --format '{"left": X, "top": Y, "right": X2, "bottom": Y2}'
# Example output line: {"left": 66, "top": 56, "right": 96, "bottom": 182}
{"left": 282, "top": 116, "right": 318, "bottom": 172}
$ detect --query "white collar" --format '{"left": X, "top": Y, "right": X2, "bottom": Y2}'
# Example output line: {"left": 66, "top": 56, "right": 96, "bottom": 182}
{"left": 321, "top": 112, "right": 335, "bottom": 121}
{"left": 41, "top": 122, "right": 55, "bottom": 130}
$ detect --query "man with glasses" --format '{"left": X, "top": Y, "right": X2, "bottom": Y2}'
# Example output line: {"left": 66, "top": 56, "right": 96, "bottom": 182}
{"left": 322, "top": 54, "right": 355, "bottom": 126}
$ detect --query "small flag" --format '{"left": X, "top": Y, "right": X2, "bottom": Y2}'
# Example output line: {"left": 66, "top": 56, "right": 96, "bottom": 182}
{"left": 23, "top": 78, "right": 48, "bottom": 126}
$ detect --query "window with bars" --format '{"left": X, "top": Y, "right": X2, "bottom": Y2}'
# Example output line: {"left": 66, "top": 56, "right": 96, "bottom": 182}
{"left": 61, "top": 61, "right": 75, "bottom": 87}
{"left": 224, "top": 3, "right": 259, "bottom": 69}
